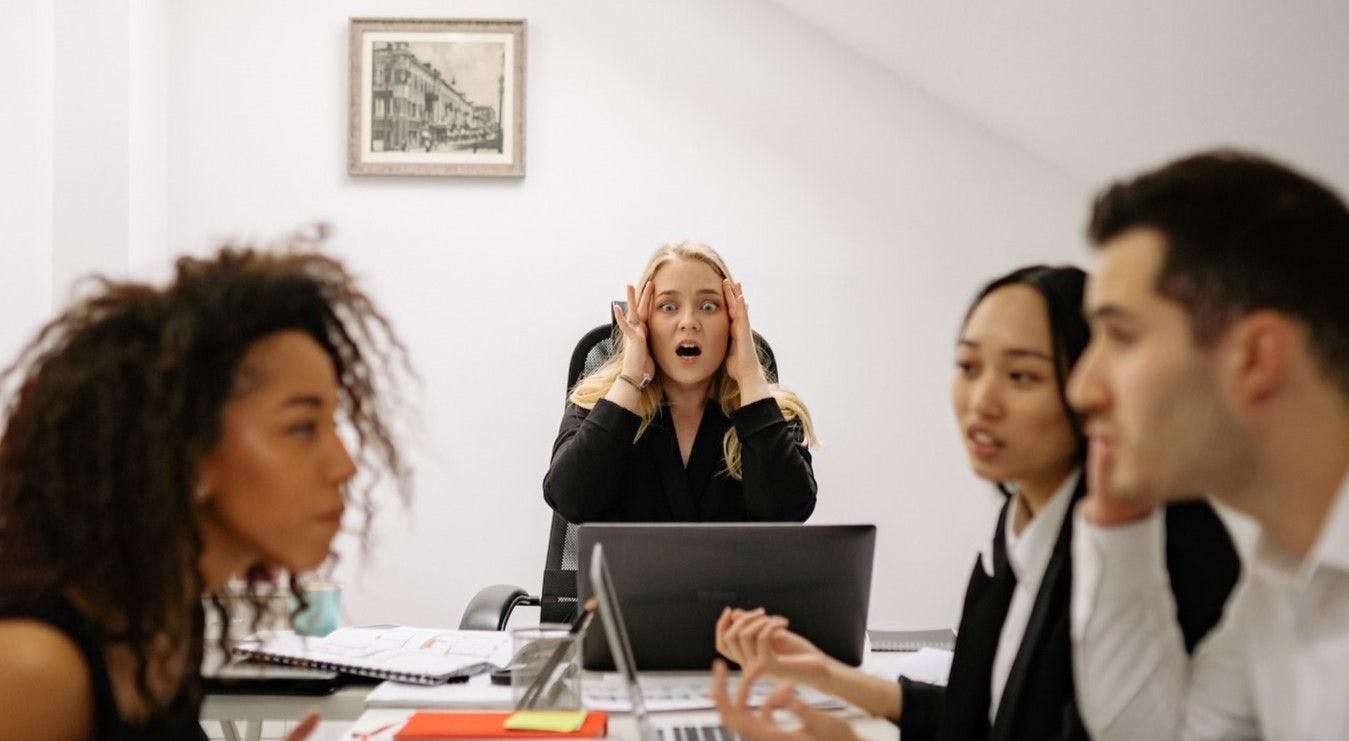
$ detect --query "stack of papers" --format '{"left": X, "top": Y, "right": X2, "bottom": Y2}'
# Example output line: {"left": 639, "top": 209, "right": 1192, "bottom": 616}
{"left": 233, "top": 626, "right": 512, "bottom": 685}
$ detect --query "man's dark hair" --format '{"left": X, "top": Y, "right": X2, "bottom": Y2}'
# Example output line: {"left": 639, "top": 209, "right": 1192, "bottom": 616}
{"left": 1088, "top": 149, "right": 1349, "bottom": 395}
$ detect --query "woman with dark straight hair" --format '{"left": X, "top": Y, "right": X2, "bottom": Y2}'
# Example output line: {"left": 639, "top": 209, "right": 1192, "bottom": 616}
{"left": 712, "top": 265, "right": 1241, "bottom": 741}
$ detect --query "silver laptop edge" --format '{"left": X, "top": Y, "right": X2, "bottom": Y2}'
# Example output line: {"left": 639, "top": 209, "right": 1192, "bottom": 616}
{"left": 590, "top": 543, "right": 735, "bottom": 741}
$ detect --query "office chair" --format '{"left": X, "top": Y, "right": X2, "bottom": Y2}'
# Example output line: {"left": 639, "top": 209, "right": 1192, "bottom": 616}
{"left": 458, "top": 304, "right": 778, "bottom": 630}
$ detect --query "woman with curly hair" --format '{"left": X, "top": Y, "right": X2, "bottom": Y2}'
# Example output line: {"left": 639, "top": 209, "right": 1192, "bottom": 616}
{"left": 0, "top": 234, "right": 410, "bottom": 739}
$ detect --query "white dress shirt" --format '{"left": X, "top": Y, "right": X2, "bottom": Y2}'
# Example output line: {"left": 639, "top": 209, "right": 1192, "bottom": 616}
{"left": 983, "top": 469, "right": 1079, "bottom": 721}
{"left": 1071, "top": 474, "right": 1349, "bottom": 740}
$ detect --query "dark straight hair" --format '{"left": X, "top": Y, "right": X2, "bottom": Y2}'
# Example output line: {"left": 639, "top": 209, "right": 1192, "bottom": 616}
{"left": 1089, "top": 148, "right": 1349, "bottom": 396}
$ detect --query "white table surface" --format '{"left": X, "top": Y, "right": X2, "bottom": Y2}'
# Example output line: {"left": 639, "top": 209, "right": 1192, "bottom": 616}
{"left": 202, "top": 645, "right": 941, "bottom": 739}
{"left": 339, "top": 705, "right": 899, "bottom": 740}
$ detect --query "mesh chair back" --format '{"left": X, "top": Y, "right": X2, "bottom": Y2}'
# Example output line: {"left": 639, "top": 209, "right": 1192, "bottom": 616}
{"left": 539, "top": 314, "right": 777, "bottom": 623}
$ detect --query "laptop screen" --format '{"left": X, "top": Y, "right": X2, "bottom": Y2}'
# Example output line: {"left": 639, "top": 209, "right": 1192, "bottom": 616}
{"left": 589, "top": 543, "right": 651, "bottom": 725}
{"left": 578, "top": 523, "right": 876, "bottom": 671}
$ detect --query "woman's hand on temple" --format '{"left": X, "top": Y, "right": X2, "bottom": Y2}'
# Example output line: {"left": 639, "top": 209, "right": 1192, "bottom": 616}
{"left": 614, "top": 282, "right": 656, "bottom": 382}
{"left": 722, "top": 280, "right": 770, "bottom": 404}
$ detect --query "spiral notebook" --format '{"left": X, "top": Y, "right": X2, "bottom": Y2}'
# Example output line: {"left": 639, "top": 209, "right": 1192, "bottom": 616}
{"left": 867, "top": 628, "right": 956, "bottom": 652}
{"left": 231, "top": 625, "right": 512, "bottom": 685}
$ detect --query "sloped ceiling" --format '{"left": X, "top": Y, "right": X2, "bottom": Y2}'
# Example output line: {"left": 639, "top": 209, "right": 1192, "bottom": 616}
{"left": 769, "top": 0, "right": 1349, "bottom": 192}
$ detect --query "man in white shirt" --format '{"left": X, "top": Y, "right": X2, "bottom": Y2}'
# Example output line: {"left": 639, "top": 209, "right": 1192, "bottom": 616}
{"left": 1067, "top": 150, "right": 1349, "bottom": 739}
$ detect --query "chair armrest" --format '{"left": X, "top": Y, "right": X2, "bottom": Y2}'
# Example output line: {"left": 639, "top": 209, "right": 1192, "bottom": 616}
{"left": 459, "top": 584, "right": 540, "bottom": 631}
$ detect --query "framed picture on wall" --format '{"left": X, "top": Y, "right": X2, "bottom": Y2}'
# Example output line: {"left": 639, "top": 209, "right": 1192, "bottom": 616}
{"left": 348, "top": 18, "right": 526, "bottom": 177}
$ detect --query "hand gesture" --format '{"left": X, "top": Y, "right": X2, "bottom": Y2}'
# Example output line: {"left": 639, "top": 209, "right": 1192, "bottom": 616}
{"left": 722, "top": 280, "right": 770, "bottom": 402}
{"left": 716, "top": 608, "right": 833, "bottom": 686}
{"left": 614, "top": 282, "right": 656, "bottom": 382}
{"left": 712, "top": 660, "right": 857, "bottom": 741}
{"left": 1080, "top": 438, "right": 1156, "bottom": 526}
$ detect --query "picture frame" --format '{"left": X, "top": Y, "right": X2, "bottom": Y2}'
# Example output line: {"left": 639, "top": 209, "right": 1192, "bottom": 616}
{"left": 348, "top": 18, "right": 526, "bottom": 177}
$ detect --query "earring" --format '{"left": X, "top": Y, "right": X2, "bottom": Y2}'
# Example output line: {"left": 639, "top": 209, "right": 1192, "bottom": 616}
{"left": 194, "top": 483, "right": 211, "bottom": 503}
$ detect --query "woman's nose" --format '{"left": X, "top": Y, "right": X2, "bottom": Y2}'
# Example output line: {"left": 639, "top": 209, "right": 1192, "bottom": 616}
{"left": 970, "top": 376, "right": 1003, "bottom": 417}
{"left": 328, "top": 435, "right": 358, "bottom": 485}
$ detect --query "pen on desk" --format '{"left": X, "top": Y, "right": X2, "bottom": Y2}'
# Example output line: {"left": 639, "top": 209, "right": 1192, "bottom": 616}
{"left": 518, "top": 596, "right": 598, "bottom": 709}
{"left": 355, "top": 720, "right": 399, "bottom": 740}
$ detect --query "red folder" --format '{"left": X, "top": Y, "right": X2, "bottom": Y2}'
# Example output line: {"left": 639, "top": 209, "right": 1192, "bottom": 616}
{"left": 395, "top": 711, "right": 609, "bottom": 739}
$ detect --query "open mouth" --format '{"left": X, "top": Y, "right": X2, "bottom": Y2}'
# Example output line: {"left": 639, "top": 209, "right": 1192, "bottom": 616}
{"left": 675, "top": 343, "right": 702, "bottom": 357}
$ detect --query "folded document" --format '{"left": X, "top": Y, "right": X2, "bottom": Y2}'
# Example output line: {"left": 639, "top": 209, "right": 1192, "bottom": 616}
{"left": 232, "top": 626, "right": 512, "bottom": 685}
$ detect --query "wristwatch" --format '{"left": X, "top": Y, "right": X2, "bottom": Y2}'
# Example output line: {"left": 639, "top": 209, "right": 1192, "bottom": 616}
{"left": 617, "top": 372, "right": 652, "bottom": 390}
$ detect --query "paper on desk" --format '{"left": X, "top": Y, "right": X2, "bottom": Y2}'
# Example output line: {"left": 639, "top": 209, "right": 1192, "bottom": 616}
{"left": 863, "top": 647, "right": 954, "bottom": 686}
{"left": 365, "top": 672, "right": 514, "bottom": 709}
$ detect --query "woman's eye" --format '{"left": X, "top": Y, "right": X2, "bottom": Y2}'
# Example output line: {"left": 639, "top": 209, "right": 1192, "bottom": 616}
{"left": 1009, "top": 371, "right": 1040, "bottom": 384}
{"left": 287, "top": 421, "right": 318, "bottom": 438}
{"left": 701, "top": 301, "right": 719, "bottom": 312}
{"left": 954, "top": 360, "right": 976, "bottom": 376}
{"left": 658, "top": 303, "right": 676, "bottom": 313}
{"left": 1107, "top": 326, "right": 1135, "bottom": 345}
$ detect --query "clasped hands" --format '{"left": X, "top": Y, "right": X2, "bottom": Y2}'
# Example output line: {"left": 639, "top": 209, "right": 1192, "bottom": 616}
{"left": 711, "top": 608, "right": 858, "bottom": 741}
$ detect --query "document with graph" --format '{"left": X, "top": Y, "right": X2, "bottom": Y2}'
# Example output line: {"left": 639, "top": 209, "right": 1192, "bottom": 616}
{"left": 232, "top": 625, "right": 512, "bottom": 685}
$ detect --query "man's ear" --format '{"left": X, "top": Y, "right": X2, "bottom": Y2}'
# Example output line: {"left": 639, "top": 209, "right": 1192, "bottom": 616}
{"left": 1225, "top": 311, "right": 1297, "bottom": 406}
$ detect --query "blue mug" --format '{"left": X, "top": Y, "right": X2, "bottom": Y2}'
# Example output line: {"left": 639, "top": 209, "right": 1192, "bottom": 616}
{"left": 292, "top": 582, "right": 342, "bottom": 637}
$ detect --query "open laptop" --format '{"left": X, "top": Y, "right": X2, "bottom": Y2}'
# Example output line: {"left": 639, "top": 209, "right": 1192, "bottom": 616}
{"left": 578, "top": 523, "right": 876, "bottom": 670}
{"left": 590, "top": 542, "right": 735, "bottom": 741}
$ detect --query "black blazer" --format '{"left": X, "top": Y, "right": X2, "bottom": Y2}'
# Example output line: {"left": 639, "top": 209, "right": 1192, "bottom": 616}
{"left": 543, "top": 397, "right": 815, "bottom": 523}
{"left": 899, "top": 475, "right": 1240, "bottom": 741}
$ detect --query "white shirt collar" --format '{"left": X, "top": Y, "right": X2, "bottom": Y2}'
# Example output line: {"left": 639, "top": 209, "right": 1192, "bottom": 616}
{"left": 1250, "top": 471, "right": 1349, "bottom": 589}
{"left": 1004, "top": 470, "right": 1079, "bottom": 585}
{"left": 991, "top": 469, "right": 1080, "bottom": 586}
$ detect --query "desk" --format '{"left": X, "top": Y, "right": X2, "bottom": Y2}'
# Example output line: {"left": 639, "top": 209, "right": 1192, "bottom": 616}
{"left": 204, "top": 673, "right": 906, "bottom": 740}
{"left": 203, "top": 648, "right": 935, "bottom": 740}
{"left": 339, "top": 706, "right": 899, "bottom": 740}
{"left": 201, "top": 684, "right": 368, "bottom": 741}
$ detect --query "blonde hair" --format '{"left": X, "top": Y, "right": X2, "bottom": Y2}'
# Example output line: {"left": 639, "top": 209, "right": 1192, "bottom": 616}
{"left": 568, "top": 241, "right": 818, "bottom": 478}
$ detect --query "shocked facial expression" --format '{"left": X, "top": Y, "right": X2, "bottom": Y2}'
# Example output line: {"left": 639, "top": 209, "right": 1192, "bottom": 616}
{"left": 648, "top": 257, "right": 731, "bottom": 392}
{"left": 197, "top": 330, "right": 357, "bottom": 574}
{"left": 952, "top": 284, "right": 1080, "bottom": 496}
{"left": 1068, "top": 228, "right": 1241, "bottom": 505}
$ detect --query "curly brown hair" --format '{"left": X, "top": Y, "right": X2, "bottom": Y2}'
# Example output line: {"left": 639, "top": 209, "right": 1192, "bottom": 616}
{"left": 0, "top": 229, "right": 411, "bottom": 721}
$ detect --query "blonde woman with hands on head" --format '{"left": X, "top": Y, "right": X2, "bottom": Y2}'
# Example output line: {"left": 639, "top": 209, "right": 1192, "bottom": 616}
{"left": 543, "top": 241, "right": 817, "bottom": 524}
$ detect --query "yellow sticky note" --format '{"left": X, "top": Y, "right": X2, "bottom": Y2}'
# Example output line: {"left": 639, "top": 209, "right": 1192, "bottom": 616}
{"left": 503, "top": 710, "right": 588, "bottom": 732}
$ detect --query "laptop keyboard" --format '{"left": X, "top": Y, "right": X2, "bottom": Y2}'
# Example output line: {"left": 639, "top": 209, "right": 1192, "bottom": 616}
{"left": 583, "top": 674, "right": 844, "bottom": 712}
{"left": 657, "top": 724, "right": 735, "bottom": 741}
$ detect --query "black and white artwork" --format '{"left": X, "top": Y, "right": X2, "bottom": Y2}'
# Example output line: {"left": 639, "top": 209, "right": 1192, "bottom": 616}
{"left": 348, "top": 18, "right": 526, "bottom": 177}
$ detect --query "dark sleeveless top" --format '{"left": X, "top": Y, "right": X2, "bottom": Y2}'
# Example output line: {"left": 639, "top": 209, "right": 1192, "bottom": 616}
{"left": 2, "top": 596, "right": 208, "bottom": 741}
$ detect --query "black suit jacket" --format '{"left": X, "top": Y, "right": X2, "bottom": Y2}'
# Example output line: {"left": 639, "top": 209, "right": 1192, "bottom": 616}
{"left": 899, "top": 475, "right": 1240, "bottom": 741}
{"left": 542, "top": 397, "right": 816, "bottom": 523}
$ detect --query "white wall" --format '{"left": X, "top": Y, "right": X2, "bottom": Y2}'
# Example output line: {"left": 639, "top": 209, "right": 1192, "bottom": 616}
{"left": 52, "top": 0, "right": 132, "bottom": 291}
{"left": 0, "top": 3, "right": 54, "bottom": 366}
{"left": 11, "top": 0, "right": 1091, "bottom": 631}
